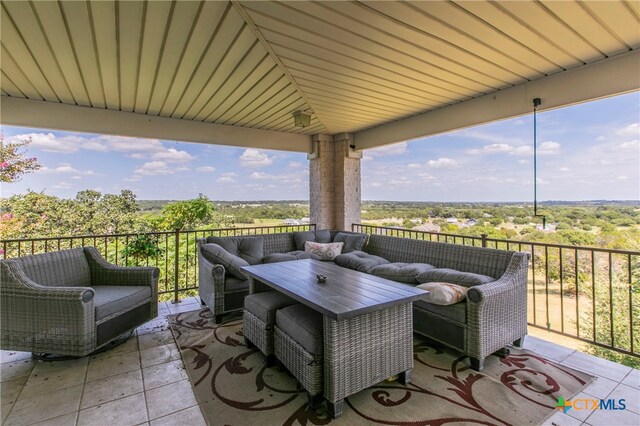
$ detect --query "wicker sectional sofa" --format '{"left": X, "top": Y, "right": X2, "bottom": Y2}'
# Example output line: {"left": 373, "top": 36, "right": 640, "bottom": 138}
{"left": 197, "top": 230, "right": 529, "bottom": 370}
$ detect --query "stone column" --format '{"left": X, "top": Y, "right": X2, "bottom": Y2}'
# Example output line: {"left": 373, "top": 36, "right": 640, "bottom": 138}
{"left": 332, "top": 133, "right": 361, "bottom": 231}
{"left": 309, "top": 134, "right": 335, "bottom": 229}
{"left": 309, "top": 133, "right": 362, "bottom": 231}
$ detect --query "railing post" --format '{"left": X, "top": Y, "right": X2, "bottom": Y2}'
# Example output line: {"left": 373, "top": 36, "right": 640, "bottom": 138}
{"left": 172, "top": 228, "right": 181, "bottom": 304}
{"left": 481, "top": 233, "right": 487, "bottom": 248}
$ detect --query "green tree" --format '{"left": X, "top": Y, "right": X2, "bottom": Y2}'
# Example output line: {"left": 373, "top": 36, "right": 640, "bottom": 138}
{"left": 0, "top": 133, "right": 41, "bottom": 183}
{"left": 161, "top": 194, "right": 214, "bottom": 230}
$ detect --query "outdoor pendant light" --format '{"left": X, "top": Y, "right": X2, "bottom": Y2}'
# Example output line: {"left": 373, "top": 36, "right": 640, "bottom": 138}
{"left": 293, "top": 110, "right": 312, "bottom": 127}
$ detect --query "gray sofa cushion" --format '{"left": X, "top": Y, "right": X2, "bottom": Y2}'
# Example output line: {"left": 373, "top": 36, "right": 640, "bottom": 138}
{"left": 244, "top": 291, "right": 296, "bottom": 326}
{"left": 200, "top": 243, "right": 249, "bottom": 280}
{"left": 276, "top": 304, "right": 323, "bottom": 355}
{"left": 369, "top": 262, "right": 435, "bottom": 283}
{"left": 262, "top": 251, "right": 317, "bottom": 264}
{"left": 416, "top": 268, "right": 495, "bottom": 287}
{"left": 334, "top": 250, "right": 390, "bottom": 273}
{"left": 414, "top": 299, "right": 467, "bottom": 324}
{"left": 293, "top": 230, "right": 331, "bottom": 251}
{"left": 332, "top": 232, "right": 367, "bottom": 253}
{"left": 206, "top": 236, "right": 263, "bottom": 265}
{"left": 224, "top": 276, "right": 249, "bottom": 292}
{"left": 93, "top": 285, "right": 152, "bottom": 321}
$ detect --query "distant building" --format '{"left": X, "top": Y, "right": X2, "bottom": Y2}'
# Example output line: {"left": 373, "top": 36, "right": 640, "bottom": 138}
{"left": 465, "top": 219, "right": 478, "bottom": 227}
{"left": 283, "top": 219, "right": 300, "bottom": 225}
{"left": 446, "top": 217, "right": 458, "bottom": 223}
{"left": 410, "top": 218, "right": 422, "bottom": 224}
{"left": 415, "top": 223, "right": 441, "bottom": 233}
{"left": 300, "top": 217, "right": 310, "bottom": 224}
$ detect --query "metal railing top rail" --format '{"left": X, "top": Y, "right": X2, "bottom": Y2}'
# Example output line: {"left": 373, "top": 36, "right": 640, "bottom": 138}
{"left": 0, "top": 224, "right": 317, "bottom": 245}
{"left": 352, "top": 223, "right": 640, "bottom": 256}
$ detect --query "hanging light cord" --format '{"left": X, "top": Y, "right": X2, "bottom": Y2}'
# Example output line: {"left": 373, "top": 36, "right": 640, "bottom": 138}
{"left": 533, "top": 97, "right": 545, "bottom": 229}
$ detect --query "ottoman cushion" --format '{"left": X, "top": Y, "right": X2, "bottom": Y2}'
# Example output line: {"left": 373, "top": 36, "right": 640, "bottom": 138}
{"left": 276, "top": 304, "right": 323, "bottom": 355}
{"left": 244, "top": 291, "right": 296, "bottom": 325}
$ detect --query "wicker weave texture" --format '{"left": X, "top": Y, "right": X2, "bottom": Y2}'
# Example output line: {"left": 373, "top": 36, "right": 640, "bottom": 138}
{"left": 467, "top": 252, "right": 529, "bottom": 359}
{"left": 274, "top": 326, "right": 323, "bottom": 395}
{"left": 323, "top": 303, "right": 413, "bottom": 403}
{"left": 243, "top": 310, "right": 273, "bottom": 356}
{"left": 0, "top": 247, "right": 159, "bottom": 356}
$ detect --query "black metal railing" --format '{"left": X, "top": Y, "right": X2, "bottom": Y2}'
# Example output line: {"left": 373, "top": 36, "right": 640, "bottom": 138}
{"left": 353, "top": 224, "right": 640, "bottom": 358}
{"left": 1, "top": 224, "right": 315, "bottom": 302}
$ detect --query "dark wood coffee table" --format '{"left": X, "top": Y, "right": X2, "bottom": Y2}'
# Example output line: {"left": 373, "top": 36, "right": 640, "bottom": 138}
{"left": 242, "top": 259, "right": 428, "bottom": 418}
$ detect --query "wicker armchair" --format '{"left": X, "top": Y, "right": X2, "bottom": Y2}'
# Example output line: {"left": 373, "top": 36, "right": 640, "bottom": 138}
{"left": 0, "top": 247, "right": 159, "bottom": 357}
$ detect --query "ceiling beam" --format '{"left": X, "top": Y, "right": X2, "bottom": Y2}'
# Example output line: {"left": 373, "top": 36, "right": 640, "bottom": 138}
{"left": 0, "top": 97, "right": 312, "bottom": 153}
{"left": 353, "top": 50, "right": 640, "bottom": 150}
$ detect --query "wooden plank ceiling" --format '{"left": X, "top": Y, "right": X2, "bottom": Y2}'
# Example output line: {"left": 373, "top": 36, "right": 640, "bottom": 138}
{"left": 1, "top": 0, "right": 638, "bottom": 136}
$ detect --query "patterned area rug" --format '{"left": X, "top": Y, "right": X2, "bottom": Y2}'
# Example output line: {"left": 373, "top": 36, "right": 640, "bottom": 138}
{"left": 168, "top": 308, "right": 592, "bottom": 425}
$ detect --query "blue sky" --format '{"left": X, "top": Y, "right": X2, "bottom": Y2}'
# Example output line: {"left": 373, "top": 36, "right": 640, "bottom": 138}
{"left": 1, "top": 92, "right": 638, "bottom": 202}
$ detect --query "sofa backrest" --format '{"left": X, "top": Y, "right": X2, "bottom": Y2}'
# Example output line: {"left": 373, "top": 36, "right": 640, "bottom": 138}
{"left": 4, "top": 247, "right": 92, "bottom": 287}
{"left": 365, "top": 234, "right": 515, "bottom": 279}
{"left": 205, "top": 232, "right": 297, "bottom": 256}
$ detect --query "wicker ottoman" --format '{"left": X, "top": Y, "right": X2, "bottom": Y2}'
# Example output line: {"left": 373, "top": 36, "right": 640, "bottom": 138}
{"left": 274, "top": 304, "right": 324, "bottom": 408}
{"left": 243, "top": 291, "right": 296, "bottom": 365}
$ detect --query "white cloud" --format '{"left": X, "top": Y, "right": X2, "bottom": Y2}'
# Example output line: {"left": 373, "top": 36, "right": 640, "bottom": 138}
{"left": 52, "top": 182, "right": 72, "bottom": 189}
{"left": 466, "top": 143, "right": 514, "bottom": 155}
{"left": 427, "top": 157, "right": 458, "bottom": 168}
{"left": 509, "top": 141, "right": 560, "bottom": 157}
{"left": 151, "top": 148, "right": 194, "bottom": 163}
{"left": 365, "top": 142, "right": 408, "bottom": 157}
{"left": 6, "top": 132, "right": 172, "bottom": 155}
{"left": 407, "top": 163, "right": 421, "bottom": 169}
{"left": 249, "top": 172, "right": 275, "bottom": 180}
{"left": 196, "top": 166, "right": 216, "bottom": 173}
{"left": 559, "top": 167, "right": 571, "bottom": 172}
{"left": 288, "top": 161, "right": 303, "bottom": 169}
{"left": 217, "top": 172, "right": 238, "bottom": 183}
{"left": 517, "top": 159, "right": 529, "bottom": 164}
{"left": 370, "top": 182, "right": 382, "bottom": 187}
{"left": 618, "top": 140, "right": 639, "bottom": 151}
{"left": 217, "top": 176, "right": 236, "bottom": 183}
{"left": 133, "top": 161, "right": 173, "bottom": 176}
{"left": 615, "top": 123, "right": 639, "bottom": 137}
{"left": 239, "top": 149, "right": 274, "bottom": 167}
{"left": 39, "top": 163, "right": 98, "bottom": 176}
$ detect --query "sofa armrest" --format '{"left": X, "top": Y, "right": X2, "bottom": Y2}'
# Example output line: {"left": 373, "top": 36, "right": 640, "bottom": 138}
{"left": 466, "top": 252, "right": 529, "bottom": 359}
{"left": 84, "top": 247, "right": 160, "bottom": 287}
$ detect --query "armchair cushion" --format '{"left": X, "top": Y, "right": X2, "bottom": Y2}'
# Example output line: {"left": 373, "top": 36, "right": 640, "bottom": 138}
{"left": 200, "top": 243, "right": 250, "bottom": 280}
{"left": 417, "top": 268, "right": 495, "bottom": 287}
{"left": 334, "top": 250, "right": 390, "bottom": 272}
{"left": 369, "top": 262, "right": 434, "bottom": 283}
{"left": 206, "top": 236, "right": 263, "bottom": 265}
{"left": 93, "top": 285, "right": 152, "bottom": 321}
{"left": 293, "top": 230, "right": 331, "bottom": 251}
{"left": 332, "top": 232, "right": 368, "bottom": 253}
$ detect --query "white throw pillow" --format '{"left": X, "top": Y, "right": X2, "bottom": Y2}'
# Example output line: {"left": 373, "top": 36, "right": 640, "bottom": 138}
{"left": 417, "top": 282, "right": 468, "bottom": 305}
{"left": 304, "top": 241, "right": 344, "bottom": 261}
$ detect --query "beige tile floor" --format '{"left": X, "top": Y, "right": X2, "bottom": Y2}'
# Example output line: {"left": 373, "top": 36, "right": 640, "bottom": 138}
{"left": 1, "top": 297, "right": 638, "bottom": 426}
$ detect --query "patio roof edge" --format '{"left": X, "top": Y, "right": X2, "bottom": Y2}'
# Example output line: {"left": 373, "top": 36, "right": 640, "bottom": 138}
{"left": 353, "top": 50, "right": 640, "bottom": 150}
{"left": 0, "top": 97, "right": 312, "bottom": 153}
